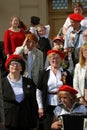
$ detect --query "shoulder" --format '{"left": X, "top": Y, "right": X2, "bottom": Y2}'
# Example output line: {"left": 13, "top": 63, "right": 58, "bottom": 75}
{"left": 1, "top": 77, "right": 7, "bottom": 82}
{"left": 4, "top": 29, "right": 11, "bottom": 35}
{"left": 38, "top": 68, "right": 50, "bottom": 79}
{"left": 34, "top": 48, "right": 43, "bottom": 55}
{"left": 54, "top": 105, "right": 62, "bottom": 118}
{"left": 75, "top": 63, "right": 81, "bottom": 69}
{"left": 75, "top": 103, "right": 87, "bottom": 114}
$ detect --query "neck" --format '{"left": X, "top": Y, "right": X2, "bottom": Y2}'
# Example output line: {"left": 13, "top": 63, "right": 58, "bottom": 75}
{"left": 10, "top": 26, "right": 20, "bottom": 32}
{"left": 74, "top": 24, "right": 81, "bottom": 32}
{"left": 9, "top": 73, "right": 21, "bottom": 82}
{"left": 85, "top": 59, "right": 87, "bottom": 66}
{"left": 51, "top": 66, "right": 60, "bottom": 75}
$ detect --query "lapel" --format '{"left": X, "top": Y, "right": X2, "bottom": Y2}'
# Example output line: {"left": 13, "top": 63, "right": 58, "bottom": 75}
{"left": 32, "top": 48, "right": 37, "bottom": 68}
{"left": 4, "top": 77, "right": 16, "bottom": 100}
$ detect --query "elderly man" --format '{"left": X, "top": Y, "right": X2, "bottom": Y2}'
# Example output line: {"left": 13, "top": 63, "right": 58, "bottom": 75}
{"left": 62, "top": 2, "right": 87, "bottom": 38}
{"left": 64, "top": 13, "right": 87, "bottom": 66}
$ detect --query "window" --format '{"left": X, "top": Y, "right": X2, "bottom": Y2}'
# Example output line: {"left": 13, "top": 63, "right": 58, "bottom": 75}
{"left": 52, "top": 0, "right": 87, "bottom": 10}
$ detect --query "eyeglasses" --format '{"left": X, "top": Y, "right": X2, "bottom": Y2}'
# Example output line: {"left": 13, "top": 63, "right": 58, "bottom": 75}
{"left": 10, "top": 61, "right": 21, "bottom": 67}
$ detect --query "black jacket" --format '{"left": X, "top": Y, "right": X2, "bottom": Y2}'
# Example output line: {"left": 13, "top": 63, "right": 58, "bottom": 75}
{"left": 1, "top": 77, "right": 38, "bottom": 129}
{"left": 37, "top": 68, "right": 73, "bottom": 112}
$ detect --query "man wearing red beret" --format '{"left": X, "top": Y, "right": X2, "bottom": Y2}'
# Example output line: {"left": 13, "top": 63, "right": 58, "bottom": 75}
{"left": 62, "top": 2, "right": 87, "bottom": 37}
{"left": 64, "top": 12, "right": 87, "bottom": 66}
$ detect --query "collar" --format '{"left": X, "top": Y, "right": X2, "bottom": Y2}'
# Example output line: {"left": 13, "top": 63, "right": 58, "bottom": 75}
{"left": 69, "top": 25, "right": 86, "bottom": 34}
{"left": 46, "top": 65, "right": 63, "bottom": 71}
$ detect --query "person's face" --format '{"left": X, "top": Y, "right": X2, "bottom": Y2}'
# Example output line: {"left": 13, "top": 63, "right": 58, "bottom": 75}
{"left": 74, "top": 7, "right": 83, "bottom": 15}
{"left": 58, "top": 91, "right": 73, "bottom": 108}
{"left": 11, "top": 17, "right": 20, "bottom": 27}
{"left": 70, "top": 19, "right": 80, "bottom": 28}
{"left": 26, "top": 40, "right": 36, "bottom": 51}
{"left": 9, "top": 61, "right": 22, "bottom": 74}
{"left": 49, "top": 53, "right": 62, "bottom": 68}
{"left": 37, "top": 27, "right": 46, "bottom": 36}
{"left": 83, "top": 31, "right": 87, "bottom": 42}
{"left": 53, "top": 40, "right": 64, "bottom": 50}
{"left": 82, "top": 48, "right": 87, "bottom": 59}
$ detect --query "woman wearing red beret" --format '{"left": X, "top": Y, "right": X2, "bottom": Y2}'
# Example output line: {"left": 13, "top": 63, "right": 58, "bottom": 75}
{"left": 1, "top": 54, "right": 38, "bottom": 130}
{"left": 51, "top": 85, "right": 87, "bottom": 130}
{"left": 36, "top": 50, "right": 73, "bottom": 130}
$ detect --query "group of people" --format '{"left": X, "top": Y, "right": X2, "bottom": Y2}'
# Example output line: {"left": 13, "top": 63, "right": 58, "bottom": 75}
{"left": 0, "top": 2, "right": 87, "bottom": 130}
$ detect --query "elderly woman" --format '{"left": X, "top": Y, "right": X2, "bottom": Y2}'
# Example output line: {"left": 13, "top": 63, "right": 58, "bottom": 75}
{"left": 1, "top": 54, "right": 38, "bottom": 130}
{"left": 51, "top": 85, "right": 87, "bottom": 130}
{"left": 36, "top": 49, "right": 73, "bottom": 130}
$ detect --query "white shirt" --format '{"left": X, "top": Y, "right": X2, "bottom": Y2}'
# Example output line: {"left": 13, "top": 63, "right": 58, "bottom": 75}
{"left": 36, "top": 66, "right": 63, "bottom": 109}
{"left": 28, "top": 51, "right": 33, "bottom": 78}
{"left": 7, "top": 75, "right": 24, "bottom": 102}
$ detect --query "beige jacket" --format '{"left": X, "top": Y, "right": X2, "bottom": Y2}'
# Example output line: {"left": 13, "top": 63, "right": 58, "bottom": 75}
{"left": 14, "top": 46, "right": 43, "bottom": 85}
{"left": 73, "top": 63, "right": 87, "bottom": 98}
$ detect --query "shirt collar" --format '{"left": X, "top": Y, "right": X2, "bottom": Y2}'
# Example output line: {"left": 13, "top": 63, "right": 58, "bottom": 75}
{"left": 46, "top": 65, "right": 63, "bottom": 71}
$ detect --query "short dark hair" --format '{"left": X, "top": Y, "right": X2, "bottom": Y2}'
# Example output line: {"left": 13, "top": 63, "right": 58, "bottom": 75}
{"left": 31, "top": 16, "right": 40, "bottom": 25}
{"left": 73, "top": 2, "right": 83, "bottom": 9}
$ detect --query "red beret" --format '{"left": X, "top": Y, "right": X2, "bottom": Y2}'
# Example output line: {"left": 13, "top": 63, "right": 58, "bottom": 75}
{"left": 69, "top": 13, "right": 84, "bottom": 21}
{"left": 47, "top": 49, "right": 64, "bottom": 59}
{"left": 5, "top": 54, "right": 23, "bottom": 71}
{"left": 53, "top": 36, "right": 64, "bottom": 42}
{"left": 58, "top": 85, "right": 78, "bottom": 94}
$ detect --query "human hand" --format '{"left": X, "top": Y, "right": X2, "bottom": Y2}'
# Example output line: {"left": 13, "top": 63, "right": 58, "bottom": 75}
{"left": 51, "top": 121, "right": 62, "bottom": 130}
{"left": 38, "top": 108, "right": 44, "bottom": 118}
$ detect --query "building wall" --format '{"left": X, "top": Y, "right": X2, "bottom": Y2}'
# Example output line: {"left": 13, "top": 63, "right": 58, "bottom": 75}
{"left": 0, "top": 0, "right": 48, "bottom": 41}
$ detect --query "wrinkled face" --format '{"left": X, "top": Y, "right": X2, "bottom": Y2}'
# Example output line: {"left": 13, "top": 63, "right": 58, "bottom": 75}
{"left": 26, "top": 40, "right": 37, "bottom": 51}
{"left": 74, "top": 7, "right": 83, "bottom": 15}
{"left": 11, "top": 17, "right": 20, "bottom": 27}
{"left": 58, "top": 91, "right": 73, "bottom": 108}
{"left": 9, "top": 61, "right": 22, "bottom": 74}
{"left": 49, "top": 53, "right": 62, "bottom": 68}
{"left": 82, "top": 48, "right": 87, "bottom": 59}
{"left": 70, "top": 19, "right": 80, "bottom": 28}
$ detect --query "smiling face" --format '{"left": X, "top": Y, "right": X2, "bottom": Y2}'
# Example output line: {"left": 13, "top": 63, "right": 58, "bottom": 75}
{"left": 10, "top": 16, "right": 20, "bottom": 28}
{"left": 9, "top": 61, "right": 22, "bottom": 74}
{"left": 58, "top": 91, "right": 75, "bottom": 109}
{"left": 82, "top": 48, "right": 87, "bottom": 59}
{"left": 26, "top": 40, "right": 37, "bottom": 51}
{"left": 48, "top": 53, "right": 62, "bottom": 68}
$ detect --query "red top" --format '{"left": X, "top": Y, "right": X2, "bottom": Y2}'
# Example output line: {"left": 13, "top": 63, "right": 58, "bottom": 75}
{"left": 4, "top": 29, "right": 25, "bottom": 55}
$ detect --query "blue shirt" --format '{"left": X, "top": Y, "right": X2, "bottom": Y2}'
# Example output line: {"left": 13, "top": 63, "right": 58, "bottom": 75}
{"left": 64, "top": 26, "right": 87, "bottom": 49}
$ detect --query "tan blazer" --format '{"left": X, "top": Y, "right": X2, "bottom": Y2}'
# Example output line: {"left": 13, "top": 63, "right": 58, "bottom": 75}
{"left": 14, "top": 46, "right": 43, "bottom": 85}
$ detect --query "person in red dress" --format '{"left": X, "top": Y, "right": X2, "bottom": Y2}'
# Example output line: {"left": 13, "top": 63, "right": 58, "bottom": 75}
{"left": 4, "top": 16, "right": 25, "bottom": 59}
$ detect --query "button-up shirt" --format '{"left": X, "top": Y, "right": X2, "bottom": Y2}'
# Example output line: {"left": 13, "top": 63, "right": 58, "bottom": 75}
{"left": 64, "top": 26, "right": 87, "bottom": 49}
